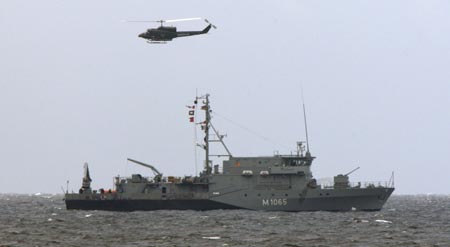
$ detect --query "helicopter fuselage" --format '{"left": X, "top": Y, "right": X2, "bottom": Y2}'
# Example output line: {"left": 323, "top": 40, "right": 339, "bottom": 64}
{"left": 138, "top": 25, "right": 211, "bottom": 42}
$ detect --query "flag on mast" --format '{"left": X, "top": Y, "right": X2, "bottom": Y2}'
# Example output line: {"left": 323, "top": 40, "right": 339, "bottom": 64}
{"left": 187, "top": 105, "right": 196, "bottom": 122}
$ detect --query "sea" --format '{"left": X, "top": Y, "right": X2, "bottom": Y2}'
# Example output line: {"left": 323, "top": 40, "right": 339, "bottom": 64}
{"left": 0, "top": 194, "right": 449, "bottom": 247}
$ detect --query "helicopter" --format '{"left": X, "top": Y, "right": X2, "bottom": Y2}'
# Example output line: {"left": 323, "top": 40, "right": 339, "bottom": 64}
{"left": 125, "top": 18, "right": 216, "bottom": 44}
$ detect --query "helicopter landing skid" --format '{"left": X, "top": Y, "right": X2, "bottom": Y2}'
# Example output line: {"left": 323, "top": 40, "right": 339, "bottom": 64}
{"left": 147, "top": 41, "right": 167, "bottom": 44}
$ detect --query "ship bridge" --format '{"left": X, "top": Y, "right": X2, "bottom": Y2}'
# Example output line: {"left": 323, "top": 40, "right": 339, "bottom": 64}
{"left": 221, "top": 154, "right": 314, "bottom": 177}
{"left": 280, "top": 155, "right": 314, "bottom": 166}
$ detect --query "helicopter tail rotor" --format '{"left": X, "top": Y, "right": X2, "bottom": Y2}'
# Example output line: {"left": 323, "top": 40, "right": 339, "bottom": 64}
{"left": 204, "top": 19, "right": 217, "bottom": 29}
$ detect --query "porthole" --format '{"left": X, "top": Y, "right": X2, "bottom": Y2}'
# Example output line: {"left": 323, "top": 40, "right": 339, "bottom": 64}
{"left": 271, "top": 193, "right": 275, "bottom": 197}
{"left": 244, "top": 193, "right": 247, "bottom": 197}
{"left": 285, "top": 194, "right": 288, "bottom": 197}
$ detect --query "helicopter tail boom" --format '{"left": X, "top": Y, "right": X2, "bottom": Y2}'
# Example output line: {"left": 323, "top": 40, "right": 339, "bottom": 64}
{"left": 176, "top": 24, "right": 212, "bottom": 38}
{"left": 202, "top": 24, "right": 212, "bottom": 34}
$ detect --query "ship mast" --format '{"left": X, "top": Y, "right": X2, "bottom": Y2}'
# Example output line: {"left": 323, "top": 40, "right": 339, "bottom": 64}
{"left": 197, "top": 94, "right": 212, "bottom": 174}
{"left": 194, "top": 94, "right": 231, "bottom": 175}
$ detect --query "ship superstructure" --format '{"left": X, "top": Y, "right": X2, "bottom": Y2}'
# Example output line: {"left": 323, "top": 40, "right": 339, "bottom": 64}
{"left": 65, "top": 94, "right": 394, "bottom": 211}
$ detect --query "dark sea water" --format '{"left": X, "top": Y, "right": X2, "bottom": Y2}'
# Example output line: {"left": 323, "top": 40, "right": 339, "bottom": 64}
{"left": 0, "top": 194, "right": 449, "bottom": 247}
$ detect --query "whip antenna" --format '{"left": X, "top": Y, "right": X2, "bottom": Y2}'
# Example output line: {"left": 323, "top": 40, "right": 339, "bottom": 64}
{"left": 301, "top": 85, "right": 310, "bottom": 154}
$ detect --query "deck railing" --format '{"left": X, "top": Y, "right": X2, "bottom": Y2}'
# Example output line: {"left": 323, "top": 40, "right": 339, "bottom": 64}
{"left": 320, "top": 181, "right": 394, "bottom": 189}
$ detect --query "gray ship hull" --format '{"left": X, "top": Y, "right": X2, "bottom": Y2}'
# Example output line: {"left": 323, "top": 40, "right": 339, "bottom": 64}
{"left": 209, "top": 187, "right": 394, "bottom": 212}
{"left": 65, "top": 187, "right": 393, "bottom": 212}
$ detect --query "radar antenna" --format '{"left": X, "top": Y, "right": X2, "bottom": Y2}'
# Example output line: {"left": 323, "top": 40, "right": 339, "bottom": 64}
{"left": 296, "top": 141, "right": 306, "bottom": 157}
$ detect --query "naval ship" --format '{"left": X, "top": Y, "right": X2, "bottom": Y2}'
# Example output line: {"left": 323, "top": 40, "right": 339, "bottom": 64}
{"left": 65, "top": 94, "right": 394, "bottom": 211}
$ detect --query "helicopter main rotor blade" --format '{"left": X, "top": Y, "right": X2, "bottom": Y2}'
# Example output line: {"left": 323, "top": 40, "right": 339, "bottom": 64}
{"left": 165, "top": 17, "right": 202, "bottom": 23}
{"left": 122, "top": 18, "right": 201, "bottom": 24}
{"left": 121, "top": 20, "right": 164, "bottom": 23}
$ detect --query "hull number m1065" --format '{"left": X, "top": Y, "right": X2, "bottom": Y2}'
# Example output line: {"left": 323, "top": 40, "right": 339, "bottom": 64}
{"left": 262, "top": 198, "right": 287, "bottom": 206}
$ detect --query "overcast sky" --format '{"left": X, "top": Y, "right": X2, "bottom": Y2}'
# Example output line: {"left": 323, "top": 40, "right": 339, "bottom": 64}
{"left": 1, "top": 0, "right": 449, "bottom": 194}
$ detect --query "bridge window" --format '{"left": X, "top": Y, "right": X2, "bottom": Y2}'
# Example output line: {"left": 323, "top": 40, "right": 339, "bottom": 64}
{"left": 284, "top": 159, "right": 306, "bottom": 166}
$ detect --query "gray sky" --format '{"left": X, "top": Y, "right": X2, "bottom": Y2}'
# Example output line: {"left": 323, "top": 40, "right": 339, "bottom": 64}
{"left": 1, "top": 0, "right": 449, "bottom": 194}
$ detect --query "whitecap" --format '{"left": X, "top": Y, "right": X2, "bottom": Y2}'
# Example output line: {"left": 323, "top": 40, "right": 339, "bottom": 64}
{"left": 202, "top": 236, "right": 221, "bottom": 240}
{"left": 47, "top": 218, "right": 53, "bottom": 222}
{"left": 51, "top": 213, "right": 58, "bottom": 216}
{"left": 85, "top": 214, "right": 92, "bottom": 218}
{"left": 375, "top": 219, "right": 392, "bottom": 224}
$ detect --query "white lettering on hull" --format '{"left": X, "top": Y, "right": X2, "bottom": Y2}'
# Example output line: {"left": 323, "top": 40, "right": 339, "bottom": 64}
{"left": 262, "top": 198, "right": 287, "bottom": 206}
